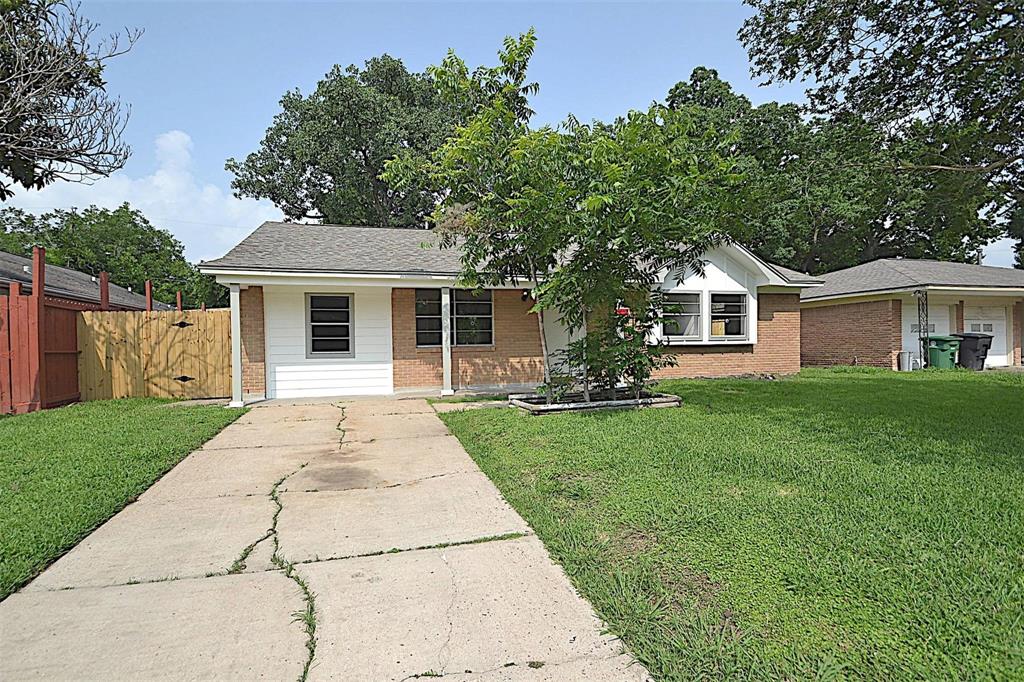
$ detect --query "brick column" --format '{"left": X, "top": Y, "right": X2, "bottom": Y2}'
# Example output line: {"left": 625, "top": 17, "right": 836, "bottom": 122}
{"left": 955, "top": 300, "right": 964, "bottom": 334}
{"left": 239, "top": 286, "right": 266, "bottom": 398}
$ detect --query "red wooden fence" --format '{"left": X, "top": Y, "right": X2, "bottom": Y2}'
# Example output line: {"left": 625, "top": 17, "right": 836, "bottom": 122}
{"left": 1, "top": 249, "right": 108, "bottom": 414}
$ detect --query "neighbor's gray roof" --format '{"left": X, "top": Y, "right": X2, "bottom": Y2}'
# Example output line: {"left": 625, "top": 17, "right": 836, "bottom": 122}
{"left": 0, "top": 250, "right": 170, "bottom": 310}
{"left": 202, "top": 221, "right": 821, "bottom": 286}
{"left": 802, "top": 258, "right": 1024, "bottom": 301}
{"left": 201, "top": 223, "right": 464, "bottom": 275}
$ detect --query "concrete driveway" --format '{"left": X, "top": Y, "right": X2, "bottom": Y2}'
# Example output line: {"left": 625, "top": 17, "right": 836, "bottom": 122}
{"left": 0, "top": 399, "right": 650, "bottom": 681}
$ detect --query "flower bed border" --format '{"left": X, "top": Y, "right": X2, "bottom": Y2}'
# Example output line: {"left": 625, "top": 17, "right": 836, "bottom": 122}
{"left": 508, "top": 391, "right": 681, "bottom": 415}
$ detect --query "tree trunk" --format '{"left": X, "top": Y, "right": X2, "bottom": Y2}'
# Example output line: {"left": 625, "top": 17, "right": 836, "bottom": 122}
{"left": 580, "top": 306, "right": 590, "bottom": 402}
{"left": 528, "top": 261, "right": 553, "bottom": 404}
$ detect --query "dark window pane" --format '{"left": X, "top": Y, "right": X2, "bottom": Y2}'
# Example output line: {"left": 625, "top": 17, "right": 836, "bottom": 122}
{"left": 456, "top": 330, "right": 493, "bottom": 345}
{"left": 311, "top": 338, "right": 350, "bottom": 353}
{"left": 311, "top": 324, "right": 349, "bottom": 338}
{"left": 311, "top": 309, "right": 349, "bottom": 323}
{"left": 416, "top": 289, "right": 441, "bottom": 301}
{"left": 416, "top": 317, "right": 442, "bottom": 332}
{"left": 310, "top": 295, "right": 349, "bottom": 310}
{"left": 454, "top": 289, "right": 491, "bottom": 302}
{"left": 416, "top": 301, "right": 441, "bottom": 316}
{"left": 455, "top": 317, "right": 492, "bottom": 332}
{"left": 711, "top": 315, "right": 745, "bottom": 337}
{"left": 416, "top": 331, "right": 442, "bottom": 347}
{"left": 455, "top": 301, "right": 492, "bottom": 316}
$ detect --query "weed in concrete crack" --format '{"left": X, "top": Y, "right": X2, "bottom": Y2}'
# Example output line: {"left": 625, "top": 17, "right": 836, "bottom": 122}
{"left": 227, "top": 529, "right": 273, "bottom": 574}
{"left": 263, "top": 461, "right": 318, "bottom": 682}
{"left": 527, "top": 660, "right": 545, "bottom": 668}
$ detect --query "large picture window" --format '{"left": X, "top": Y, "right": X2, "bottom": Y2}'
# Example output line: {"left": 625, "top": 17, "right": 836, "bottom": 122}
{"left": 307, "top": 294, "right": 352, "bottom": 355}
{"left": 710, "top": 293, "right": 747, "bottom": 339}
{"left": 415, "top": 289, "right": 493, "bottom": 347}
{"left": 662, "top": 293, "right": 701, "bottom": 340}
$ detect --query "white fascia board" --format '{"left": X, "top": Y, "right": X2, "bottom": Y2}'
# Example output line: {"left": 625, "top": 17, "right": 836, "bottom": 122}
{"left": 202, "top": 269, "right": 536, "bottom": 290}
{"left": 804, "top": 285, "right": 1024, "bottom": 304}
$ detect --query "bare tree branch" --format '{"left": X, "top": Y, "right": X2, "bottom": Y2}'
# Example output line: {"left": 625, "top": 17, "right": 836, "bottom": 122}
{"left": 0, "top": 0, "right": 141, "bottom": 199}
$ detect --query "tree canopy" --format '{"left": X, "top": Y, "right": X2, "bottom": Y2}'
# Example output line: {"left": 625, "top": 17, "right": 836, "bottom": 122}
{"left": 0, "top": 0, "right": 139, "bottom": 199}
{"left": 667, "top": 67, "right": 1005, "bottom": 273}
{"left": 740, "top": 0, "right": 1023, "bottom": 267}
{"left": 0, "top": 204, "right": 223, "bottom": 307}
{"left": 226, "top": 55, "right": 458, "bottom": 226}
{"left": 388, "top": 32, "right": 744, "bottom": 397}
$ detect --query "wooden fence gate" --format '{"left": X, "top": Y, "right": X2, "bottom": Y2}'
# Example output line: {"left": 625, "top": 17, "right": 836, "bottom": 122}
{"left": 78, "top": 309, "right": 231, "bottom": 400}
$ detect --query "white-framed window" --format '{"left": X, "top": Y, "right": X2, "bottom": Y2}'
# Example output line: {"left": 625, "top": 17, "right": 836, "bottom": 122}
{"left": 911, "top": 323, "right": 936, "bottom": 333}
{"left": 415, "top": 289, "right": 444, "bottom": 347}
{"left": 453, "top": 289, "right": 493, "bottom": 345}
{"left": 709, "top": 293, "right": 747, "bottom": 340}
{"left": 662, "top": 293, "right": 701, "bottom": 340}
{"left": 415, "top": 289, "right": 493, "bottom": 347}
{"left": 969, "top": 323, "right": 994, "bottom": 333}
{"left": 306, "top": 293, "right": 353, "bottom": 357}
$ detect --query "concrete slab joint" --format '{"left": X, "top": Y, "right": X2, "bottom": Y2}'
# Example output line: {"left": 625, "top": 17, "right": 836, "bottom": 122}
{"left": 0, "top": 398, "right": 651, "bottom": 682}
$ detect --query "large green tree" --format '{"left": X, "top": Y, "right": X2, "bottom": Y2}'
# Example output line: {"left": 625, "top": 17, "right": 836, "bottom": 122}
{"left": 0, "top": 0, "right": 138, "bottom": 199}
{"left": 740, "top": 0, "right": 1023, "bottom": 267}
{"left": 226, "top": 55, "right": 457, "bottom": 226}
{"left": 667, "top": 67, "right": 1005, "bottom": 273}
{"left": 0, "top": 204, "right": 223, "bottom": 307}
{"left": 389, "top": 32, "right": 743, "bottom": 397}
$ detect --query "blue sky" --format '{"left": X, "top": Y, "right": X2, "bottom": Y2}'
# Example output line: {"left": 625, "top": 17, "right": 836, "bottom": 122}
{"left": 8, "top": 1, "right": 1016, "bottom": 266}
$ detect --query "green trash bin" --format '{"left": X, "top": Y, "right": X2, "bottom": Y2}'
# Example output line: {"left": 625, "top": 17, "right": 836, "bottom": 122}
{"left": 926, "top": 335, "right": 961, "bottom": 368}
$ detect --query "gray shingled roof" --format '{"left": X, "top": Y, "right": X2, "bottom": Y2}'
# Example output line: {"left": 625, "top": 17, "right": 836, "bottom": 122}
{"left": 201, "top": 222, "right": 464, "bottom": 275}
{"left": 802, "top": 258, "right": 1024, "bottom": 300}
{"left": 202, "top": 221, "right": 821, "bottom": 286}
{"left": 0, "top": 250, "right": 170, "bottom": 310}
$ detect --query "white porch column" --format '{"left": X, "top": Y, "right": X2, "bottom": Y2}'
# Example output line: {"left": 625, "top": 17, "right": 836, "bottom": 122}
{"left": 441, "top": 287, "right": 453, "bottom": 395}
{"left": 228, "top": 283, "right": 244, "bottom": 407}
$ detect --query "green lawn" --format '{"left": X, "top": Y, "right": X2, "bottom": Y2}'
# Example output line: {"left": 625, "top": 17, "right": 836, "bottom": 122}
{"left": 439, "top": 368, "right": 1024, "bottom": 680}
{"left": 0, "top": 399, "right": 243, "bottom": 598}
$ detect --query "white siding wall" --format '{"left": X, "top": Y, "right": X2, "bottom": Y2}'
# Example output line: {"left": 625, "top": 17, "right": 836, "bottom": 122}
{"left": 263, "top": 285, "right": 393, "bottom": 398}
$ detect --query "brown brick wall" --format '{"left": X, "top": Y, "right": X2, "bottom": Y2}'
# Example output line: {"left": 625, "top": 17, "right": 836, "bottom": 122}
{"left": 1014, "top": 301, "right": 1023, "bottom": 366}
{"left": 239, "top": 286, "right": 266, "bottom": 396}
{"left": 392, "top": 288, "right": 545, "bottom": 390}
{"left": 800, "top": 298, "right": 902, "bottom": 369}
{"left": 955, "top": 300, "right": 965, "bottom": 334}
{"left": 652, "top": 292, "right": 802, "bottom": 379}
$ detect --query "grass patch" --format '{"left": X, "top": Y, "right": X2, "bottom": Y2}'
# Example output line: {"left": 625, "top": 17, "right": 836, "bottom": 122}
{"left": 0, "top": 398, "right": 243, "bottom": 598}
{"left": 439, "top": 368, "right": 1024, "bottom": 679}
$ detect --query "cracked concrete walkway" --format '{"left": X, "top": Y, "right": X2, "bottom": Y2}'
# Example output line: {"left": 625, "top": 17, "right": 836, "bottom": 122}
{"left": 0, "top": 398, "right": 650, "bottom": 681}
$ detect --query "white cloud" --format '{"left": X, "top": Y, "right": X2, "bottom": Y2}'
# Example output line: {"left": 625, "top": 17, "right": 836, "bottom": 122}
{"left": 982, "top": 237, "right": 1017, "bottom": 268}
{"left": 6, "top": 130, "right": 282, "bottom": 263}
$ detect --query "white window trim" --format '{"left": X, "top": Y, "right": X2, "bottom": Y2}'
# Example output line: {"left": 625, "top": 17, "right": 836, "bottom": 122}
{"left": 305, "top": 292, "right": 355, "bottom": 359}
{"left": 658, "top": 290, "right": 757, "bottom": 346}
{"left": 661, "top": 291, "right": 703, "bottom": 343}
{"left": 415, "top": 288, "right": 494, "bottom": 348}
{"left": 709, "top": 290, "right": 750, "bottom": 342}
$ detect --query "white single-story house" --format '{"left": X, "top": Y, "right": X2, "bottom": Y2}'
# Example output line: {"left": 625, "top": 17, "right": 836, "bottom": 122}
{"left": 200, "top": 222, "right": 822, "bottom": 405}
{"left": 801, "top": 258, "right": 1024, "bottom": 369}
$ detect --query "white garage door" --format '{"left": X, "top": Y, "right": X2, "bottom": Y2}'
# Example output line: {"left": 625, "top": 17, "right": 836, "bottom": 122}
{"left": 964, "top": 306, "right": 1009, "bottom": 367}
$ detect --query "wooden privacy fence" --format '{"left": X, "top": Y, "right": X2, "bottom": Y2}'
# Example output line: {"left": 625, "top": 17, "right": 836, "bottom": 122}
{"left": 78, "top": 309, "right": 231, "bottom": 400}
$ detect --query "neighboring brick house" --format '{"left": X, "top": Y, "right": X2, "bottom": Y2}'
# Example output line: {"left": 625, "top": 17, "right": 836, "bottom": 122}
{"left": 800, "top": 259, "right": 1024, "bottom": 370}
{"left": 200, "top": 222, "right": 821, "bottom": 405}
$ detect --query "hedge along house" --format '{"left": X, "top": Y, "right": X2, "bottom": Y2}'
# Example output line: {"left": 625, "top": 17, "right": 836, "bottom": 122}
{"left": 800, "top": 259, "right": 1024, "bottom": 370}
{"left": 200, "top": 222, "right": 822, "bottom": 405}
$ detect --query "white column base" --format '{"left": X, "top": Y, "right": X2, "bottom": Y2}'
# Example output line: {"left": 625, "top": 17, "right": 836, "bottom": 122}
{"left": 227, "top": 400, "right": 245, "bottom": 409}
{"left": 440, "top": 389, "right": 455, "bottom": 397}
